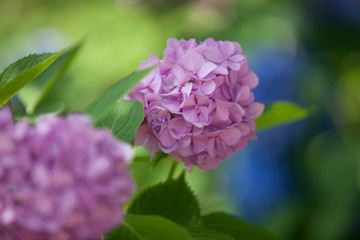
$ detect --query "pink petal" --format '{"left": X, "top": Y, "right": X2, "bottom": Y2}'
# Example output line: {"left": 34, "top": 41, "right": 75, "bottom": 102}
{"left": 180, "top": 94, "right": 196, "bottom": 108}
{"left": 181, "top": 82, "right": 193, "bottom": 99}
{"left": 182, "top": 108, "right": 199, "bottom": 123}
{"left": 167, "top": 38, "right": 179, "bottom": 48}
{"left": 198, "top": 106, "right": 210, "bottom": 122}
{"left": 149, "top": 72, "right": 162, "bottom": 93}
{"left": 207, "top": 137, "right": 216, "bottom": 157}
{"left": 237, "top": 86, "right": 251, "bottom": 102}
{"left": 138, "top": 54, "right": 159, "bottom": 70}
{"left": 236, "top": 123, "right": 251, "bottom": 136}
{"left": 206, "top": 156, "right": 219, "bottom": 169}
{"left": 236, "top": 138, "right": 249, "bottom": 151}
{"left": 203, "top": 38, "right": 218, "bottom": 47}
{"left": 214, "top": 76, "right": 224, "bottom": 87}
{"left": 192, "top": 135, "right": 208, "bottom": 153}
{"left": 134, "top": 124, "right": 150, "bottom": 146}
{"left": 216, "top": 102, "right": 233, "bottom": 121}
{"left": 181, "top": 51, "right": 205, "bottom": 73}
{"left": 220, "top": 41, "right": 235, "bottom": 57}
{"left": 197, "top": 62, "right": 217, "bottom": 79}
{"left": 233, "top": 41, "right": 243, "bottom": 54}
{"left": 213, "top": 65, "right": 228, "bottom": 75}
{"left": 172, "top": 64, "right": 190, "bottom": 85}
{"left": 179, "top": 136, "right": 191, "bottom": 148}
{"left": 227, "top": 62, "right": 241, "bottom": 71}
{"left": 178, "top": 145, "right": 193, "bottom": 157}
{"left": 161, "top": 97, "right": 180, "bottom": 112}
{"left": 201, "top": 80, "right": 216, "bottom": 95}
{"left": 219, "top": 127, "right": 242, "bottom": 146}
{"left": 195, "top": 94, "right": 210, "bottom": 106}
{"left": 159, "top": 128, "right": 177, "bottom": 148}
{"left": 240, "top": 71, "right": 259, "bottom": 89}
{"left": 204, "top": 46, "right": 224, "bottom": 63}
{"left": 228, "top": 54, "right": 245, "bottom": 62}
{"left": 248, "top": 102, "right": 265, "bottom": 119}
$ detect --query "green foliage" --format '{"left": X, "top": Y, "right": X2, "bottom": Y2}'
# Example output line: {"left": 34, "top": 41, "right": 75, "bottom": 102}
{"left": 122, "top": 172, "right": 278, "bottom": 239}
{"left": 133, "top": 146, "right": 152, "bottom": 163}
{"left": 256, "top": 101, "right": 312, "bottom": 131}
{"left": 186, "top": 225, "right": 235, "bottom": 240}
{"left": 202, "top": 213, "right": 278, "bottom": 240}
{"left": 128, "top": 173, "right": 201, "bottom": 225}
{"left": 150, "top": 150, "right": 168, "bottom": 170}
{"left": 0, "top": 51, "right": 63, "bottom": 107}
{"left": 98, "top": 99, "right": 144, "bottom": 144}
{"left": 18, "top": 43, "right": 81, "bottom": 114}
{"left": 106, "top": 215, "right": 194, "bottom": 240}
{"left": 15, "top": 102, "right": 65, "bottom": 124}
{"left": 86, "top": 68, "right": 151, "bottom": 123}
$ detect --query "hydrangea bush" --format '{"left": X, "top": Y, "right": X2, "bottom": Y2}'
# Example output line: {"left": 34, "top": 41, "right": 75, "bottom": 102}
{"left": 128, "top": 38, "right": 264, "bottom": 172}
{"left": 0, "top": 109, "right": 134, "bottom": 240}
{"left": 0, "top": 38, "right": 308, "bottom": 239}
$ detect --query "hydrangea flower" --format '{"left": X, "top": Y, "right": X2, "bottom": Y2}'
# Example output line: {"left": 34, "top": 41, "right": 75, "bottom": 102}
{"left": 128, "top": 38, "right": 264, "bottom": 172}
{"left": 0, "top": 108, "right": 135, "bottom": 240}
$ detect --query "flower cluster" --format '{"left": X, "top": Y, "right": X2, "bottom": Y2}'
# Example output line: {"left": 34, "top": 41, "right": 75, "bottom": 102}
{"left": 128, "top": 38, "right": 264, "bottom": 172}
{"left": 0, "top": 109, "right": 134, "bottom": 240}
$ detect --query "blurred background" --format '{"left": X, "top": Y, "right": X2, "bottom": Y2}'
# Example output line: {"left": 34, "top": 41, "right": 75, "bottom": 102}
{"left": 1, "top": 0, "right": 360, "bottom": 239}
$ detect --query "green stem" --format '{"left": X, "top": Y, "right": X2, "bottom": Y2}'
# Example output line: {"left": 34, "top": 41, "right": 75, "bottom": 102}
{"left": 167, "top": 161, "right": 178, "bottom": 180}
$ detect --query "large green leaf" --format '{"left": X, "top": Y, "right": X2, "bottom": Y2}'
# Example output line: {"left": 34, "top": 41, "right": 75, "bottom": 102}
{"left": 128, "top": 173, "right": 201, "bottom": 225}
{"left": 98, "top": 99, "right": 144, "bottom": 144}
{"left": 106, "top": 215, "right": 194, "bottom": 240}
{"left": 86, "top": 68, "right": 151, "bottom": 122}
{"left": 202, "top": 213, "right": 278, "bottom": 240}
{"left": 18, "top": 43, "right": 81, "bottom": 113}
{"left": 256, "top": 101, "right": 312, "bottom": 131}
{"left": 186, "top": 225, "right": 234, "bottom": 240}
{"left": 0, "top": 51, "right": 64, "bottom": 107}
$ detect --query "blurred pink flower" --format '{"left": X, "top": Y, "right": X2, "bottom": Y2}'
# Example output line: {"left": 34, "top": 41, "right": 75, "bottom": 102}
{"left": 0, "top": 109, "right": 134, "bottom": 240}
{"left": 128, "top": 38, "right": 264, "bottom": 172}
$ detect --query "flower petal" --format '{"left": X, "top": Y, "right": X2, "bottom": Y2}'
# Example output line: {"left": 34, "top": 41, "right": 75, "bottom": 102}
{"left": 181, "top": 51, "right": 205, "bottom": 73}
{"left": 204, "top": 46, "right": 224, "bottom": 63}
{"left": 219, "top": 127, "right": 242, "bottom": 146}
{"left": 197, "top": 62, "right": 217, "bottom": 79}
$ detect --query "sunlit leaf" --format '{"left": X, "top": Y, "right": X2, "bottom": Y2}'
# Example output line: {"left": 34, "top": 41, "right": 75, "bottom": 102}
{"left": 256, "top": 101, "right": 312, "bottom": 131}
{"left": 97, "top": 99, "right": 144, "bottom": 144}
{"left": 202, "top": 213, "right": 278, "bottom": 240}
{"left": 0, "top": 51, "right": 64, "bottom": 107}
{"left": 106, "top": 215, "right": 194, "bottom": 240}
{"left": 128, "top": 173, "right": 201, "bottom": 225}
{"left": 186, "top": 225, "right": 234, "bottom": 240}
{"left": 18, "top": 43, "right": 81, "bottom": 113}
{"left": 86, "top": 68, "right": 151, "bottom": 123}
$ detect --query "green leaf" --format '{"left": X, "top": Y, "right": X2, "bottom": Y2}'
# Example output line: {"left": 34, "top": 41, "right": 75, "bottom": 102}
{"left": 128, "top": 173, "right": 201, "bottom": 225}
{"left": 133, "top": 146, "right": 152, "bottom": 163}
{"left": 86, "top": 68, "right": 151, "bottom": 123}
{"left": 106, "top": 215, "right": 194, "bottom": 240}
{"left": 18, "top": 43, "right": 81, "bottom": 114}
{"left": 0, "top": 51, "right": 64, "bottom": 107}
{"left": 15, "top": 102, "right": 65, "bottom": 124}
{"left": 150, "top": 150, "right": 168, "bottom": 170}
{"left": 202, "top": 213, "right": 278, "bottom": 240}
{"left": 97, "top": 99, "right": 144, "bottom": 144}
{"left": 186, "top": 225, "right": 234, "bottom": 240}
{"left": 256, "top": 101, "right": 313, "bottom": 131}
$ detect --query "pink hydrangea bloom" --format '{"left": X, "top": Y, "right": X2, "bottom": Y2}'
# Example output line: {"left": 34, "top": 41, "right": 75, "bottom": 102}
{"left": 128, "top": 38, "right": 264, "bottom": 172}
{"left": 0, "top": 108, "right": 135, "bottom": 240}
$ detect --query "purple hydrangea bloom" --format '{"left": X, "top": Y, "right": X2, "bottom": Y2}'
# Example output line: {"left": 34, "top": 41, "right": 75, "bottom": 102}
{"left": 0, "top": 109, "right": 135, "bottom": 240}
{"left": 128, "top": 38, "right": 264, "bottom": 172}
